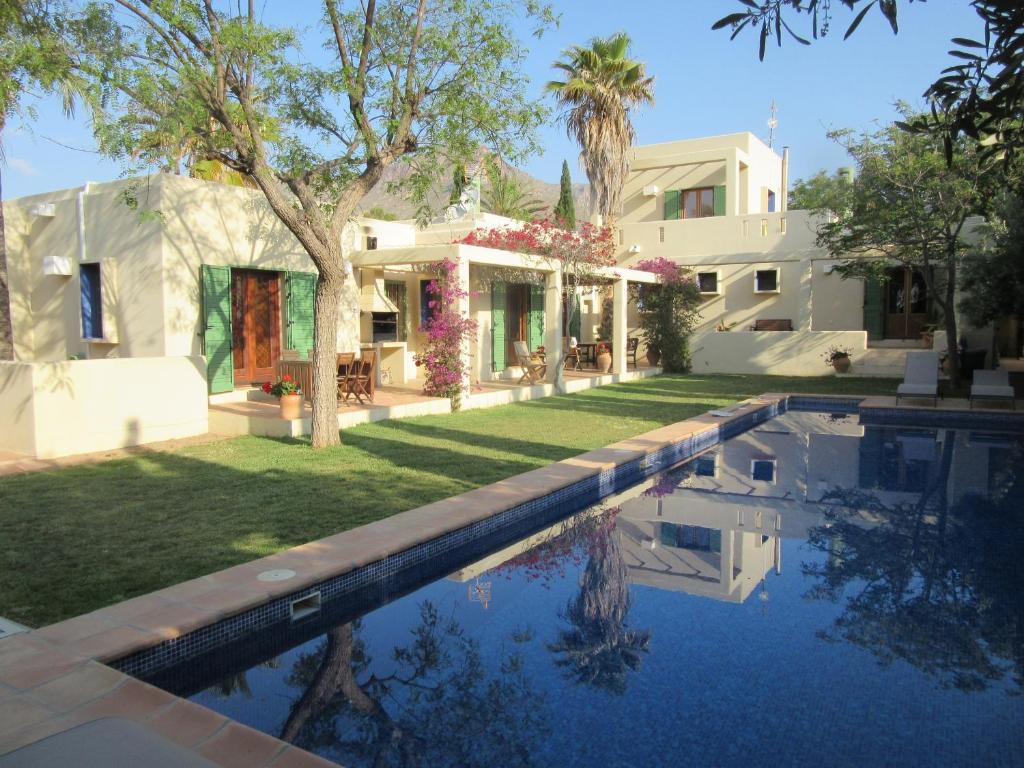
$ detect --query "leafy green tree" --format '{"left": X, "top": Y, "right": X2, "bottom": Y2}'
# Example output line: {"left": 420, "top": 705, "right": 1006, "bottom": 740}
{"left": 547, "top": 33, "right": 654, "bottom": 228}
{"left": 361, "top": 206, "right": 397, "bottom": 222}
{"left": 78, "top": 0, "right": 553, "bottom": 447}
{"left": 0, "top": 0, "right": 88, "bottom": 360}
{"left": 713, "top": 2, "right": 1024, "bottom": 161}
{"left": 449, "top": 162, "right": 468, "bottom": 206}
{"left": 959, "top": 190, "right": 1024, "bottom": 327}
{"left": 809, "top": 112, "right": 1000, "bottom": 385}
{"left": 787, "top": 168, "right": 853, "bottom": 212}
{"left": 553, "top": 159, "right": 576, "bottom": 229}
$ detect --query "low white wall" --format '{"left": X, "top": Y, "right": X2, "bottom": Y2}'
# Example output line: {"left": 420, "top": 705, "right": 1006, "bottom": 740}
{"left": 0, "top": 356, "right": 209, "bottom": 459}
{"left": 690, "top": 330, "right": 868, "bottom": 376}
{"left": 0, "top": 362, "right": 38, "bottom": 455}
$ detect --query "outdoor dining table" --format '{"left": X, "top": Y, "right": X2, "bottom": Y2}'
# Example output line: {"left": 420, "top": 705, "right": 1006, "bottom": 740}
{"left": 575, "top": 342, "right": 610, "bottom": 368}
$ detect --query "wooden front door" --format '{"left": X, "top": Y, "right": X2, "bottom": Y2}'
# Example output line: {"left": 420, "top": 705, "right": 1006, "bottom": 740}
{"left": 231, "top": 269, "right": 282, "bottom": 385}
{"left": 505, "top": 284, "right": 530, "bottom": 363}
{"left": 884, "top": 268, "right": 928, "bottom": 340}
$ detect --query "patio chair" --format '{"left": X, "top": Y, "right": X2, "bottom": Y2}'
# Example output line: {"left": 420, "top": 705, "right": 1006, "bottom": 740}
{"left": 563, "top": 336, "right": 582, "bottom": 371}
{"left": 970, "top": 368, "right": 1015, "bottom": 409}
{"left": 514, "top": 340, "right": 547, "bottom": 384}
{"left": 627, "top": 337, "right": 639, "bottom": 368}
{"left": 341, "top": 350, "right": 376, "bottom": 404}
{"left": 336, "top": 352, "right": 356, "bottom": 402}
{"left": 896, "top": 351, "right": 940, "bottom": 406}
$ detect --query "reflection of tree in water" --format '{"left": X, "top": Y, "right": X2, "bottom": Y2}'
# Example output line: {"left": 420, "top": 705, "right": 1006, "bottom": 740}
{"left": 280, "top": 602, "right": 547, "bottom": 767}
{"left": 548, "top": 509, "right": 651, "bottom": 694}
{"left": 805, "top": 436, "right": 1024, "bottom": 692}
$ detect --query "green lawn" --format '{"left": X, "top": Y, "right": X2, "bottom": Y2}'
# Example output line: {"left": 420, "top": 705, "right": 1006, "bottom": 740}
{"left": 0, "top": 374, "right": 897, "bottom": 627}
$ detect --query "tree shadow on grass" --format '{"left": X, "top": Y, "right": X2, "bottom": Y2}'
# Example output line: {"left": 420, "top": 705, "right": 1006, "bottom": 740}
{"left": 0, "top": 430, "right": 545, "bottom": 627}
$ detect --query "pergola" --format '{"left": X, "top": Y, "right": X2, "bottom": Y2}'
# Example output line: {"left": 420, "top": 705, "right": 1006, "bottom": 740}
{"left": 350, "top": 242, "right": 659, "bottom": 385}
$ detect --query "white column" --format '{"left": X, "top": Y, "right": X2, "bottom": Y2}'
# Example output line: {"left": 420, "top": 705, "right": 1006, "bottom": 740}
{"left": 726, "top": 148, "right": 740, "bottom": 216}
{"left": 612, "top": 277, "right": 628, "bottom": 374}
{"left": 544, "top": 268, "right": 563, "bottom": 383}
{"left": 457, "top": 257, "right": 472, "bottom": 396}
{"left": 721, "top": 530, "right": 736, "bottom": 593}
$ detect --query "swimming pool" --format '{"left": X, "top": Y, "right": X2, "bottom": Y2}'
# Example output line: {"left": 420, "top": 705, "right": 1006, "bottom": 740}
{"left": 141, "top": 409, "right": 1024, "bottom": 767}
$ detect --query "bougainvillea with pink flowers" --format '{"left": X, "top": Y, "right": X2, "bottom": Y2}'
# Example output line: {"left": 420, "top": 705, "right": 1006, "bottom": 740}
{"left": 630, "top": 257, "right": 702, "bottom": 373}
{"left": 414, "top": 259, "right": 477, "bottom": 410}
{"left": 459, "top": 220, "right": 617, "bottom": 386}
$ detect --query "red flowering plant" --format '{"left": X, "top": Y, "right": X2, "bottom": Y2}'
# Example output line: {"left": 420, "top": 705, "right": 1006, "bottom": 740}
{"left": 631, "top": 256, "right": 702, "bottom": 373}
{"left": 459, "top": 219, "right": 616, "bottom": 390}
{"left": 414, "top": 258, "right": 478, "bottom": 410}
{"left": 262, "top": 374, "right": 301, "bottom": 398}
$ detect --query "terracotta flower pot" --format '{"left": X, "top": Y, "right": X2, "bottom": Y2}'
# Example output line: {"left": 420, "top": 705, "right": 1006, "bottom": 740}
{"left": 832, "top": 356, "right": 851, "bottom": 374}
{"left": 279, "top": 393, "right": 303, "bottom": 420}
{"left": 596, "top": 351, "right": 612, "bottom": 373}
{"left": 646, "top": 348, "right": 661, "bottom": 367}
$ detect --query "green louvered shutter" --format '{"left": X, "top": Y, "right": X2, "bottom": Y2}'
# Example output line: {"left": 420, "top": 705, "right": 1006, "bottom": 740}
{"left": 569, "top": 292, "right": 581, "bottom": 340}
{"left": 201, "top": 265, "right": 234, "bottom": 394}
{"left": 863, "top": 277, "right": 885, "bottom": 341}
{"left": 713, "top": 185, "right": 726, "bottom": 216}
{"left": 491, "top": 282, "right": 507, "bottom": 372}
{"left": 286, "top": 271, "right": 317, "bottom": 359}
{"left": 528, "top": 283, "right": 545, "bottom": 350}
{"left": 664, "top": 189, "right": 680, "bottom": 220}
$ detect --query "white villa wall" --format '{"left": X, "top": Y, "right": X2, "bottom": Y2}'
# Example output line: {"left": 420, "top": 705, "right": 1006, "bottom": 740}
{"left": 0, "top": 356, "right": 208, "bottom": 459}
{"left": 690, "top": 329, "right": 868, "bottom": 376}
{"left": 4, "top": 179, "right": 167, "bottom": 362}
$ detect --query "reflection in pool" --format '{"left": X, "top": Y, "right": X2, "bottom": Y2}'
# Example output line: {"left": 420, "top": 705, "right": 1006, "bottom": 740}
{"left": 147, "top": 412, "right": 1024, "bottom": 767}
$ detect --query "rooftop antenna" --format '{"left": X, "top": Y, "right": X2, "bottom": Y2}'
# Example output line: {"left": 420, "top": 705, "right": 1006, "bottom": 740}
{"left": 767, "top": 98, "right": 778, "bottom": 148}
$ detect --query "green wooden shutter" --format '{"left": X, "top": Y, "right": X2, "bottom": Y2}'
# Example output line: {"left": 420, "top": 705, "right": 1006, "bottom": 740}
{"left": 491, "top": 282, "right": 507, "bottom": 372}
{"left": 528, "top": 283, "right": 545, "bottom": 350}
{"left": 569, "top": 292, "right": 581, "bottom": 340}
{"left": 201, "top": 264, "right": 234, "bottom": 394}
{"left": 664, "top": 190, "right": 680, "bottom": 220}
{"left": 863, "top": 277, "right": 885, "bottom": 341}
{"left": 713, "top": 185, "right": 726, "bottom": 216}
{"left": 286, "top": 272, "right": 317, "bottom": 359}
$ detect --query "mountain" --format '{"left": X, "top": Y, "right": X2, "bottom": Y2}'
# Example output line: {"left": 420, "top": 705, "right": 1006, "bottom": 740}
{"left": 355, "top": 158, "right": 591, "bottom": 221}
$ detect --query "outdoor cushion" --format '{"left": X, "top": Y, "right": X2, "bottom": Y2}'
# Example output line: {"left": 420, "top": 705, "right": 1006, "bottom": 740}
{"left": 971, "top": 384, "right": 1015, "bottom": 398}
{"left": 897, "top": 383, "right": 938, "bottom": 396}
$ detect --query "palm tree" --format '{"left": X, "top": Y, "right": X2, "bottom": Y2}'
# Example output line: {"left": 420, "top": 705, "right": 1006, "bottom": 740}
{"left": 548, "top": 522, "right": 651, "bottom": 694}
{"left": 481, "top": 158, "right": 547, "bottom": 221}
{"left": 546, "top": 33, "right": 654, "bottom": 228}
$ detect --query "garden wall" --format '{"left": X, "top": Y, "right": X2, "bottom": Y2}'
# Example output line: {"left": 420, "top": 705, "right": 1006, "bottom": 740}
{"left": 0, "top": 356, "right": 208, "bottom": 459}
{"left": 689, "top": 329, "right": 869, "bottom": 376}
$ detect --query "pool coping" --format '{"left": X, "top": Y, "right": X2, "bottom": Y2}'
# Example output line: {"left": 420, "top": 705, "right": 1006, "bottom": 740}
{"left": 1, "top": 390, "right": 1018, "bottom": 765}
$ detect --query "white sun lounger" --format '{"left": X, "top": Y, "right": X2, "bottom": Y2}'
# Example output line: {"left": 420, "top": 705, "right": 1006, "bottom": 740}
{"left": 896, "top": 351, "right": 940, "bottom": 406}
{"left": 970, "top": 368, "right": 1015, "bottom": 409}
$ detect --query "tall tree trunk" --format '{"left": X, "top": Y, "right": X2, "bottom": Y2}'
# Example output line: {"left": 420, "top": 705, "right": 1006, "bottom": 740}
{"left": 944, "top": 257, "right": 961, "bottom": 388}
{"left": 0, "top": 117, "right": 14, "bottom": 361}
{"left": 311, "top": 264, "right": 344, "bottom": 448}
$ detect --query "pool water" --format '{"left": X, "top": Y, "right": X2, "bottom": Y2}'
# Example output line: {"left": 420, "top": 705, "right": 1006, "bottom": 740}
{"left": 145, "top": 411, "right": 1024, "bottom": 767}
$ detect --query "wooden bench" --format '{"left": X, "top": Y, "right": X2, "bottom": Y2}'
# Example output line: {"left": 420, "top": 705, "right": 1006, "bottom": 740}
{"left": 749, "top": 319, "right": 794, "bottom": 331}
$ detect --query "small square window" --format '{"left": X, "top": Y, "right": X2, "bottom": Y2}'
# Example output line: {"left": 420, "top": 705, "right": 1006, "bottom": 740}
{"left": 697, "top": 272, "right": 719, "bottom": 295}
{"left": 695, "top": 454, "right": 717, "bottom": 477}
{"left": 751, "top": 459, "right": 776, "bottom": 483}
{"left": 754, "top": 269, "right": 780, "bottom": 293}
{"left": 366, "top": 236, "right": 378, "bottom": 250}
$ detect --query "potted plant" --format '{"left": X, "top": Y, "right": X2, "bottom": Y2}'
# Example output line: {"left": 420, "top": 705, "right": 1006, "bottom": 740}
{"left": 262, "top": 374, "right": 303, "bottom": 419}
{"left": 920, "top": 324, "right": 937, "bottom": 349}
{"left": 646, "top": 344, "right": 661, "bottom": 367}
{"left": 823, "top": 345, "right": 853, "bottom": 374}
{"left": 595, "top": 341, "right": 612, "bottom": 373}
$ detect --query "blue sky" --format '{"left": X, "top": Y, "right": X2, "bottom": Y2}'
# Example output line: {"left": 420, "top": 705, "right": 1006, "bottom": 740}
{"left": 2, "top": 0, "right": 984, "bottom": 200}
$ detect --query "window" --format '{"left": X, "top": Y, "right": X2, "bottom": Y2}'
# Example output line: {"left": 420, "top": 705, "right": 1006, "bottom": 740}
{"left": 767, "top": 190, "right": 776, "bottom": 213}
{"left": 384, "top": 280, "right": 408, "bottom": 341}
{"left": 754, "top": 268, "right": 780, "bottom": 293}
{"left": 696, "top": 272, "right": 720, "bottom": 295}
{"left": 695, "top": 454, "right": 717, "bottom": 477}
{"left": 682, "top": 187, "right": 715, "bottom": 219}
{"left": 80, "top": 262, "right": 103, "bottom": 339}
{"left": 366, "top": 236, "right": 378, "bottom": 250}
{"left": 751, "top": 459, "right": 776, "bottom": 483}
{"left": 419, "top": 279, "right": 439, "bottom": 326}
{"left": 659, "top": 523, "right": 722, "bottom": 553}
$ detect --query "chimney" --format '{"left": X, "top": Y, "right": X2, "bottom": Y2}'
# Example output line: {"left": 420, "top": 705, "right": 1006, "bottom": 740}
{"left": 780, "top": 146, "right": 790, "bottom": 213}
